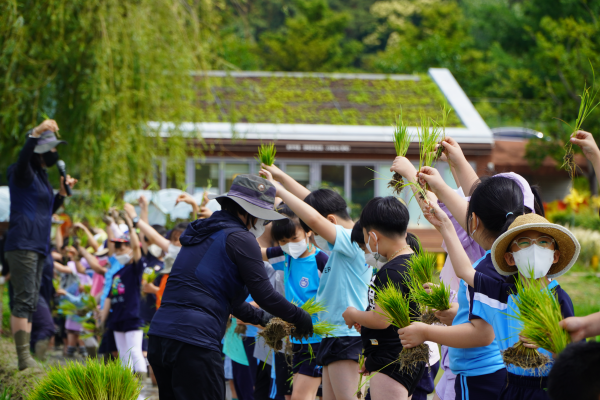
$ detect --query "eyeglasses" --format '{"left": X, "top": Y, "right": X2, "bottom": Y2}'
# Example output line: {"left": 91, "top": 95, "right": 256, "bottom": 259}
{"left": 511, "top": 236, "right": 555, "bottom": 249}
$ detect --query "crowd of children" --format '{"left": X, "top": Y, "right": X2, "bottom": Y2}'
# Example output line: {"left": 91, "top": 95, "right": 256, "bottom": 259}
{"left": 5, "top": 129, "right": 600, "bottom": 400}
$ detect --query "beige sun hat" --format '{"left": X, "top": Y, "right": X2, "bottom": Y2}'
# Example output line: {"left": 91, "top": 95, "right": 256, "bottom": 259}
{"left": 491, "top": 214, "right": 581, "bottom": 279}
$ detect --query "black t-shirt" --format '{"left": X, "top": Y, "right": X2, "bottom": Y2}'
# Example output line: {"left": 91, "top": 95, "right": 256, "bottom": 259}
{"left": 139, "top": 255, "right": 164, "bottom": 323}
{"left": 361, "top": 254, "right": 419, "bottom": 355}
{"left": 108, "top": 259, "right": 145, "bottom": 331}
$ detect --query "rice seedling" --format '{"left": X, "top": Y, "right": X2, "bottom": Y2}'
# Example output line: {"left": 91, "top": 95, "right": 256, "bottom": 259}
{"left": 404, "top": 245, "right": 444, "bottom": 323}
{"left": 0, "top": 386, "right": 12, "bottom": 400}
{"left": 97, "top": 193, "right": 116, "bottom": 212}
{"left": 256, "top": 143, "right": 277, "bottom": 166}
{"left": 27, "top": 358, "right": 142, "bottom": 400}
{"left": 82, "top": 318, "right": 104, "bottom": 339}
{"left": 434, "top": 104, "right": 452, "bottom": 160}
{"left": 503, "top": 273, "right": 570, "bottom": 372}
{"left": 388, "top": 110, "right": 412, "bottom": 195}
{"left": 407, "top": 278, "right": 451, "bottom": 325}
{"left": 356, "top": 351, "right": 368, "bottom": 399}
{"left": 374, "top": 279, "right": 430, "bottom": 370}
{"left": 560, "top": 67, "right": 600, "bottom": 178}
{"left": 258, "top": 297, "right": 337, "bottom": 352}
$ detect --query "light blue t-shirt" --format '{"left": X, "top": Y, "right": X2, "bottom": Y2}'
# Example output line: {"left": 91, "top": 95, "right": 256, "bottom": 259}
{"left": 244, "top": 295, "right": 258, "bottom": 338}
{"left": 267, "top": 247, "right": 328, "bottom": 344}
{"left": 448, "top": 251, "right": 505, "bottom": 376}
{"left": 316, "top": 225, "right": 371, "bottom": 337}
{"left": 100, "top": 255, "right": 125, "bottom": 310}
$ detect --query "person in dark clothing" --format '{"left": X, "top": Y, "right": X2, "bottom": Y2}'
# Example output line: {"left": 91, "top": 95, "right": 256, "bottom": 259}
{"left": 4, "top": 119, "right": 77, "bottom": 370}
{"left": 148, "top": 174, "right": 313, "bottom": 400}
{"left": 29, "top": 251, "right": 56, "bottom": 360}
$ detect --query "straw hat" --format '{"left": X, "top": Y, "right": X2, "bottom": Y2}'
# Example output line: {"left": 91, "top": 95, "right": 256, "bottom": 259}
{"left": 491, "top": 214, "right": 580, "bottom": 279}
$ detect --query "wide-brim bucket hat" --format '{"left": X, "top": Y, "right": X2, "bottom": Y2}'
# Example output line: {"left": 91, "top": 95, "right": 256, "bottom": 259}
{"left": 491, "top": 214, "right": 580, "bottom": 279}
{"left": 208, "top": 174, "right": 286, "bottom": 220}
{"left": 34, "top": 130, "right": 67, "bottom": 154}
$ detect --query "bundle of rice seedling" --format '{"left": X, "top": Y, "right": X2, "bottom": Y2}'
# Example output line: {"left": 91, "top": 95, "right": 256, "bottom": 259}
{"left": 407, "top": 279, "right": 451, "bottom": 325}
{"left": 234, "top": 323, "right": 248, "bottom": 335}
{"left": 560, "top": 67, "right": 600, "bottom": 178}
{"left": 388, "top": 110, "right": 412, "bottom": 195}
{"left": 503, "top": 274, "right": 570, "bottom": 372}
{"left": 374, "top": 279, "right": 430, "bottom": 370}
{"left": 434, "top": 104, "right": 452, "bottom": 160}
{"left": 256, "top": 143, "right": 277, "bottom": 166}
{"left": 404, "top": 247, "right": 447, "bottom": 324}
{"left": 356, "top": 351, "right": 367, "bottom": 399}
{"left": 82, "top": 318, "right": 104, "bottom": 339}
{"left": 258, "top": 297, "right": 336, "bottom": 352}
{"left": 27, "top": 358, "right": 142, "bottom": 400}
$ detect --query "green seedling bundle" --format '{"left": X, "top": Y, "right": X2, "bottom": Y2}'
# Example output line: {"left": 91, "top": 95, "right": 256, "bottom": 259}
{"left": 503, "top": 273, "right": 570, "bottom": 373}
{"left": 256, "top": 143, "right": 277, "bottom": 166}
{"left": 374, "top": 279, "right": 430, "bottom": 370}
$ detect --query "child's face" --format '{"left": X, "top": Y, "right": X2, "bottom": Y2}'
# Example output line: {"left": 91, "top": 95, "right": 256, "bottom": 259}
{"left": 170, "top": 230, "right": 182, "bottom": 247}
{"left": 504, "top": 229, "right": 560, "bottom": 266}
{"left": 278, "top": 225, "right": 309, "bottom": 246}
{"left": 114, "top": 243, "right": 132, "bottom": 256}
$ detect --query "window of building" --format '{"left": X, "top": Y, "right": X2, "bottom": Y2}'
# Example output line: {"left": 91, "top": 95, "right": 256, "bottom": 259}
{"left": 286, "top": 164, "right": 310, "bottom": 187}
{"left": 351, "top": 165, "right": 374, "bottom": 212}
{"left": 321, "top": 165, "right": 345, "bottom": 194}
{"left": 195, "top": 163, "right": 219, "bottom": 193}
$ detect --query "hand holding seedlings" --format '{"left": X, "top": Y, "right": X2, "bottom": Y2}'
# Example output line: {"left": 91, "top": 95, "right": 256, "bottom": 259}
{"left": 398, "top": 322, "right": 429, "bottom": 348}
{"left": 570, "top": 130, "right": 600, "bottom": 164}
{"left": 434, "top": 303, "right": 459, "bottom": 326}
{"left": 256, "top": 143, "right": 277, "bottom": 166}
{"left": 388, "top": 110, "right": 412, "bottom": 194}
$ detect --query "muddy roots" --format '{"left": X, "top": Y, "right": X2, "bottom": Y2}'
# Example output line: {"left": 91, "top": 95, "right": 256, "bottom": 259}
{"left": 563, "top": 149, "right": 576, "bottom": 178}
{"left": 399, "top": 343, "right": 430, "bottom": 371}
{"left": 258, "top": 318, "right": 292, "bottom": 352}
{"left": 388, "top": 172, "right": 404, "bottom": 195}
{"left": 234, "top": 324, "right": 247, "bottom": 336}
{"left": 421, "top": 313, "right": 441, "bottom": 325}
{"left": 502, "top": 342, "right": 550, "bottom": 372}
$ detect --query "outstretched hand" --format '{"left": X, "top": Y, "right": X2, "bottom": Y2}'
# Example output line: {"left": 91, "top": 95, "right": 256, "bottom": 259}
{"left": 570, "top": 130, "right": 600, "bottom": 163}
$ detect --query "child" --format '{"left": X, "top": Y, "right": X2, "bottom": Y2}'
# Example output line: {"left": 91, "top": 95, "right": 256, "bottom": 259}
{"left": 341, "top": 196, "right": 424, "bottom": 400}
{"left": 548, "top": 341, "right": 600, "bottom": 400}
{"left": 63, "top": 246, "right": 92, "bottom": 357}
{"left": 100, "top": 210, "right": 147, "bottom": 377}
{"left": 417, "top": 205, "right": 578, "bottom": 399}
{"left": 263, "top": 204, "right": 329, "bottom": 400}
{"left": 260, "top": 165, "right": 370, "bottom": 400}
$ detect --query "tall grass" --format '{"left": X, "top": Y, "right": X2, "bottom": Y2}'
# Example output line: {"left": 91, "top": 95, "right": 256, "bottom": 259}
{"left": 27, "top": 358, "right": 142, "bottom": 400}
{"left": 256, "top": 143, "right": 277, "bottom": 166}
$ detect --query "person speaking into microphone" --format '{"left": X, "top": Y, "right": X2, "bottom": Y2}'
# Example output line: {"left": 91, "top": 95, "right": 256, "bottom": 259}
{"left": 4, "top": 119, "right": 77, "bottom": 370}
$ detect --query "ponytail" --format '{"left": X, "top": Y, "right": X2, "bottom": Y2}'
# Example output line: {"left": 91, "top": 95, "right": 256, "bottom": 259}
{"left": 406, "top": 232, "right": 421, "bottom": 253}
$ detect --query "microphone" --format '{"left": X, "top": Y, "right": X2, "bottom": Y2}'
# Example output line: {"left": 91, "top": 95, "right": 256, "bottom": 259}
{"left": 56, "top": 160, "right": 72, "bottom": 196}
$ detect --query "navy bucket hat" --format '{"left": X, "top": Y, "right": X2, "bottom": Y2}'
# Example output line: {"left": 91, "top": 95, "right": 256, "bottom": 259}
{"left": 208, "top": 174, "right": 286, "bottom": 221}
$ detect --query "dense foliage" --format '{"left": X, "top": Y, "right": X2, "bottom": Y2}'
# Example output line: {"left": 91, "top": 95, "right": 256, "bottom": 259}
{"left": 2, "top": 0, "right": 600, "bottom": 191}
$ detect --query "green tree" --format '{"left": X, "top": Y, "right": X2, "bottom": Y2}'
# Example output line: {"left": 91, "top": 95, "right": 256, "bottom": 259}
{"left": 0, "top": 0, "right": 214, "bottom": 192}
{"left": 257, "top": 0, "right": 363, "bottom": 71}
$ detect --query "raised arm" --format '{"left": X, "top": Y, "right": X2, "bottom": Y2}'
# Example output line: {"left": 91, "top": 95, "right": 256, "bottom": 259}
{"left": 421, "top": 200, "right": 476, "bottom": 286}
{"left": 262, "top": 164, "right": 311, "bottom": 200}
{"left": 104, "top": 216, "right": 116, "bottom": 257}
{"left": 176, "top": 193, "right": 199, "bottom": 220}
{"left": 438, "top": 137, "right": 479, "bottom": 191}
{"left": 121, "top": 211, "right": 142, "bottom": 262}
{"left": 53, "top": 261, "right": 72, "bottom": 274}
{"left": 78, "top": 245, "right": 106, "bottom": 275}
{"left": 260, "top": 169, "right": 337, "bottom": 245}
{"left": 418, "top": 166, "right": 469, "bottom": 232}
{"left": 73, "top": 223, "right": 99, "bottom": 252}
{"left": 13, "top": 120, "right": 59, "bottom": 185}
{"left": 124, "top": 203, "right": 170, "bottom": 252}
{"left": 570, "top": 130, "right": 600, "bottom": 189}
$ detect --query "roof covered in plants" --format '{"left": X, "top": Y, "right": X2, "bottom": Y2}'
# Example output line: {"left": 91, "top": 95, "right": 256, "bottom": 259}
{"left": 194, "top": 71, "right": 464, "bottom": 127}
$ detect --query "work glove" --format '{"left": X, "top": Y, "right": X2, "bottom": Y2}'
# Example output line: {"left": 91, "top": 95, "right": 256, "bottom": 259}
{"left": 292, "top": 307, "right": 314, "bottom": 341}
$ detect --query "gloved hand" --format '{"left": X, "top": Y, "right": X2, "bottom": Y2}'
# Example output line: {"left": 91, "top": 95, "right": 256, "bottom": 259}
{"left": 259, "top": 311, "right": 274, "bottom": 328}
{"left": 292, "top": 307, "right": 314, "bottom": 341}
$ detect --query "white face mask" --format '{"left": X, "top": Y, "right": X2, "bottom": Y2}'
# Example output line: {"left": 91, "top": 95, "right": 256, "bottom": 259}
{"left": 281, "top": 237, "right": 308, "bottom": 259}
{"left": 148, "top": 244, "right": 163, "bottom": 258}
{"left": 365, "top": 253, "right": 388, "bottom": 268}
{"left": 365, "top": 232, "right": 382, "bottom": 261}
{"left": 164, "top": 243, "right": 182, "bottom": 270}
{"left": 115, "top": 251, "right": 132, "bottom": 266}
{"left": 249, "top": 219, "right": 266, "bottom": 238}
{"left": 314, "top": 235, "right": 329, "bottom": 250}
{"left": 511, "top": 244, "right": 556, "bottom": 279}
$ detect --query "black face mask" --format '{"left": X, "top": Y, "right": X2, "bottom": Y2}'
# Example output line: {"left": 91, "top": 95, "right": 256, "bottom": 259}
{"left": 42, "top": 151, "right": 59, "bottom": 167}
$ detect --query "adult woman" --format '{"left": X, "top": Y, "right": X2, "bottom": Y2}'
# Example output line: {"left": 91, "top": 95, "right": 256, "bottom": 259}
{"left": 148, "top": 175, "right": 313, "bottom": 400}
{"left": 4, "top": 119, "right": 76, "bottom": 370}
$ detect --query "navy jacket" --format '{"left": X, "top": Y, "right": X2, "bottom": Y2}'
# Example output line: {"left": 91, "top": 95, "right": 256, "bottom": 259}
{"left": 4, "top": 135, "right": 63, "bottom": 255}
{"left": 149, "top": 210, "right": 303, "bottom": 352}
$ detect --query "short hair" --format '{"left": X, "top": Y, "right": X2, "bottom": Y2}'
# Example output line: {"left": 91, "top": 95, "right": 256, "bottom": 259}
{"left": 548, "top": 341, "right": 600, "bottom": 400}
{"left": 351, "top": 220, "right": 365, "bottom": 245}
{"left": 152, "top": 224, "right": 168, "bottom": 237}
{"left": 359, "top": 197, "right": 409, "bottom": 238}
{"left": 301, "top": 189, "right": 350, "bottom": 232}
{"left": 271, "top": 204, "right": 307, "bottom": 243}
